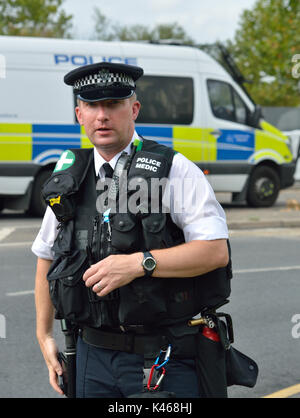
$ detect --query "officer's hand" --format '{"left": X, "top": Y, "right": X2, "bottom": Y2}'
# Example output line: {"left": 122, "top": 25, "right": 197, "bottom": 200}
{"left": 83, "top": 253, "right": 143, "bottom": 297}
{"left": 39, "top": 335, "right": 64, "bottom": 396}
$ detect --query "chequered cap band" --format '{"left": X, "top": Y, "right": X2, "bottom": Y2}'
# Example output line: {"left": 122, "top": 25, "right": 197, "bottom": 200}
{"left": 74, "top": 68, "right": 135, "bottom": 91}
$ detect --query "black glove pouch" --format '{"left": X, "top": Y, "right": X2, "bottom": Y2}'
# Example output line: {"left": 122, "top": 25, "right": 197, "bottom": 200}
{"left": 225, "top": 346, "right": 259, "bottom": 388}
{"left": 47, "top": 250, "right": 91, "bottom": 324}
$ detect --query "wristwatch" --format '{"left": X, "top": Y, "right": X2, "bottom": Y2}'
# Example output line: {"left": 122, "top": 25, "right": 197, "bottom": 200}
{"left": 142, "top": 251, "right": 157, "bottom": 277}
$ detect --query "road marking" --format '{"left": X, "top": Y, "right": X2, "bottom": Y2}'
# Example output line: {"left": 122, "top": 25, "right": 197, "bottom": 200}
{"left": 235, "top": 265, "right": 300, "bottom": 274}
{"left": 0, "top": 227, "right": 15, "bottom": 242}
{"left": 263, "top": 384, "right": 300, "bottom": 398}
{"left": 0, "top": 241, "right": 33, "bottom": 248}
{"left": 6, "top": 290, "right": 35, "bottom": 297}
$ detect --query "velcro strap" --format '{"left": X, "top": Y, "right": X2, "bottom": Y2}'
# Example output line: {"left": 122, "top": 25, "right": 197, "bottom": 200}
{"left": 81, "top": 326, "right": 166, "bottom": 357}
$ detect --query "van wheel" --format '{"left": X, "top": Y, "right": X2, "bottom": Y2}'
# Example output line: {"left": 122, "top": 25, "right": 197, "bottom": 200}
{"left": 29, "top": 169, "right": 52, "bottom": 217}
{"left": 246, "top": 166, "right": 280, "bottom": 207}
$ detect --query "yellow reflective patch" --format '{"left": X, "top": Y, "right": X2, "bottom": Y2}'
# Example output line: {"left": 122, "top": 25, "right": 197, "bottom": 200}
{"left": 173, "top": 127, "right": 216, "bottom": 162}
{"left": 49, "top": 196, "right": 61, "bottom": 206}
{"left": 0, "top": 123, "right": 32, "bottom": 134}
{"left": 0, "top": 123, "right": 32, "bottom": 161}
{"left": 80, "top": 126, "right": 93, "bottom": 149}
{"left": 260, "top": 120, "right": 287, "bottom": 140}
{"left": 255, "top": 130, "right": 293, "bottom": 163}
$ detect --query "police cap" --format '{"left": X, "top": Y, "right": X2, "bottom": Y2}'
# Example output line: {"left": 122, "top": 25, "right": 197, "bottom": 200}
{"left": 64, "top": 62, "right": 144, "bottom": 102}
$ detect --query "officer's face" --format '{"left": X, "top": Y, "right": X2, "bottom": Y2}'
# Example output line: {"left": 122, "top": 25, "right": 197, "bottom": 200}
{"left": 75, "top": 96, "right": 141, "bottom": 157}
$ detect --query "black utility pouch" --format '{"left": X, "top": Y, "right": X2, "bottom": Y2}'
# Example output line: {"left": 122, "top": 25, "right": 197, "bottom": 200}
{"left": 42, "top": 148, "right": 93, "bottom": 223}
{"left": 194, "top": 331, "right": 227, "bottom": 398}
{"left": 118, "top": 277, "right": 168, "bottom": 325}
{"left": 111, "top": 213, "right": 141, "bottom": 253}
{"left": 226, "top": 346, "right": 259, "bottom": 388}
{"left": 42, "top": 172, "right": 77, "bottom": 223}
{"left": 141, "top": 213, "right": 167, "bottom": 250}
{"left": 47, "top": 250, "right": 91, "bottom": 324}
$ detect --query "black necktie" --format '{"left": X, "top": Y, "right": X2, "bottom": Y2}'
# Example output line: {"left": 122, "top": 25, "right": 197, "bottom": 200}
{"left": 102, "top": 162, "right": 113, "bottom": 179}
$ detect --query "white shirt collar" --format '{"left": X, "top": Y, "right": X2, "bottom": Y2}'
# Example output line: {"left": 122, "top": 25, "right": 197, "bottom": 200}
{"left": 93, "top": 130, "right": 140, "bottom": 177}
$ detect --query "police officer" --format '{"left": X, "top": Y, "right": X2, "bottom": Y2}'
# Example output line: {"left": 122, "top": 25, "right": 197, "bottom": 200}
{"left": 32, "top": 62, "right": 230, "bottom": 398}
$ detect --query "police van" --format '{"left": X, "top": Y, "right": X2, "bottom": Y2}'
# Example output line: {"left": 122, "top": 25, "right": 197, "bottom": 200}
{"left": 0, "top": 35, "right": 296, "bottom": 215}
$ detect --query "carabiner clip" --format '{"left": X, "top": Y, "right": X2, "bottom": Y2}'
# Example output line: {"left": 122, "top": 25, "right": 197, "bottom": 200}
{"left": 146, "top": 344, "right": 171, "bottom": 391}
{"left": 154, "top": 344, "right": 172, "bottom": 370}
{"left": 147, "top": 365, "right": 166, "bottom": 391}
{"left": 102, "top": 208, "right": 112, "bottom": 241}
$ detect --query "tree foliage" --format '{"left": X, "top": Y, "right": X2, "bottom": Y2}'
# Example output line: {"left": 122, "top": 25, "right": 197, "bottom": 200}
{"left": 92, "top": 7, "right": 194, "bottom": 45}
{"left": 0, "top": 0, "right": 73, "bottom": 38}
{"left": 227, "top": 0, "right": 300, "bottom": 106}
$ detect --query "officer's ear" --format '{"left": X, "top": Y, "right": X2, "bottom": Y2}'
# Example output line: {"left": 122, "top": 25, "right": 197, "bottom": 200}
{"left": 131, "top": 98, "right": 141, "bottom": 122}
{"left": 75, "top": 102, "right": 83, "bottom": 125}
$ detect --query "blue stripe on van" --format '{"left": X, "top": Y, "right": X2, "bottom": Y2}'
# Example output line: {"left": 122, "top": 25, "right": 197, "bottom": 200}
{"left": 136, "top": 126, "right": 173, "bottom": 147}
{"left": 217, "top": 129, "right": 254, "bottom": 160}
{"left": 32, "top": 124, "right": 81, "bottom": 161}
{"left": 32, "top": 124, "right": 81, "bottom": 134}
{"left": 136, "top": 126, "right": 173, "bottom": 138}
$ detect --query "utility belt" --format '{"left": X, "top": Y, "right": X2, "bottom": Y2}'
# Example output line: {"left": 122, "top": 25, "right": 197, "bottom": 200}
{"left": 80, "top": 301, "right": 234, "bottom": 358}
{"left": 80, "top": 303, "right": 258, "bottom": 397}
{"left": 80, "top": 325, "right": 168, "bottom": 359}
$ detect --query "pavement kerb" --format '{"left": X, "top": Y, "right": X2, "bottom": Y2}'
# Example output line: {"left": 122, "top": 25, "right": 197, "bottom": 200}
{"left": 227, "top": 219, "right": 300, "bottom": 230}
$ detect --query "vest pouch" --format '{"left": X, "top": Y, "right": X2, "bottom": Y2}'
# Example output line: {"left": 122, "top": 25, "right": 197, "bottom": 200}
{"left": 141, "top": 213, "right": 166, "bottom": 250}
{"left": 118, "top": 277, "right": 168, "bottom": 325}
{"left": 165, "top": 277, "right": 198, "bottom": 321}
{"left": 42, "top": 148, "right": 93, "bottom": 223}
{"left": 52, "top": 220, "right": 74, "bottom": 256}
{"left": 111, "top": 213, "right": 140, "bottom": 253}
{"left": 42, "top": 172, "right": 77, "bottom": 223}
{"left": 47, "top": 250, "right": 91, "bottom": 324}
{"left": 194, "top": 267, "right": 231, "bottom": 311}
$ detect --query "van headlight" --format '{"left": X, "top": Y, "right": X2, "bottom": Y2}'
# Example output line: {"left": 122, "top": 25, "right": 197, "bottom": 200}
{"left": 286, "top": 135, "right": 293, "bottom": 155}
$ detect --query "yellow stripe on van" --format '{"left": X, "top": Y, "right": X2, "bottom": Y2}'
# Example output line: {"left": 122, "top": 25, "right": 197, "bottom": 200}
{"left": 260, "top": 120, "right": 287, "bottom": 140}
{"left": 80, "top": 126, "right": 93, "bottom": 148}
{"left": 0, "top": 123, "right": 32, "bottom": 161}
{"left": 173, "top": 127, "right": 217, "bottom": 162}
{"left": 255, "top": 130, "right": 293, "bottom": 163}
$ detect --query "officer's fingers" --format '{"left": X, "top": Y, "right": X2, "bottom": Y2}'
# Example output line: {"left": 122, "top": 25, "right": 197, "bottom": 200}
{"left": 85, "top": 272, "right": 103, "bottom": 288}
{"left": 49, "top": 367, "right": 64, "bottom": 396}
{"left": 46, "top": 351, "right": 63, "bottom": 376}
{"left": 82, "top": 264, "right": 96, "bottom": 281}
{"left": 83, "top": 262, "right": 103, "bottom": 283}
{"left": 95, "top": 276, "right": 125, "bottom": 297}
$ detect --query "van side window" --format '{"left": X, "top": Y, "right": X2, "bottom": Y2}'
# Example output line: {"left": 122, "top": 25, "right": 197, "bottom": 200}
{"left": 136, "top": 76, "right": 194, "bottom": 124}
{"left": 207, "top": 79, "right": 248, "bottom": 124}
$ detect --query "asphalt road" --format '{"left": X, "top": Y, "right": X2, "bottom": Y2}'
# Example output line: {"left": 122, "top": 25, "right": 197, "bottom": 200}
{"left": 0, "top": 212, "right": 300, "bottom": 398}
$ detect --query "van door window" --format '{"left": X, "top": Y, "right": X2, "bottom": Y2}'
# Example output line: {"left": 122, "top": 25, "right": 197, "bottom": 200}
{"left": 232, "top": 89, "right": 248, "bottom": 124}
{"left": 136, "top": 76, "right": 194, "bottom": 124}
{"left": 207, "top": 79, "right": 248, "bottom": 124}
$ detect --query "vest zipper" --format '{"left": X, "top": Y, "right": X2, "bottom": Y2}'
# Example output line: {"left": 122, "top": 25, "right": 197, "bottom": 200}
{"left": 91, "top": 215, "right": 100, "bottom": 263}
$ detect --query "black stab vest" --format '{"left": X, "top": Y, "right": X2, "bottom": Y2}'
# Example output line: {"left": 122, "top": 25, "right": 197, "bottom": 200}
{"left": 43, "top": 139, "right": 232, "bottom": 329}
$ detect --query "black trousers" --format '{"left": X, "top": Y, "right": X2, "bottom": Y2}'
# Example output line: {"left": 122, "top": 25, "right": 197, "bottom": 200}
{"left": 76, "top": 336, "right": 200, "bottom": 398}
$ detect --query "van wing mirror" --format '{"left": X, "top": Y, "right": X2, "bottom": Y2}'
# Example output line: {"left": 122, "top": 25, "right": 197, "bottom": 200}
{"left": 248, "top": 105, "right": 262, "bottom": 129}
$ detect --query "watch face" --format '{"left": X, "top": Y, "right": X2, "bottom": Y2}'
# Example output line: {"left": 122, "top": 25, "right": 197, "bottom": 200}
{"left": 144, "top": 257, "right": 156, "bottom": 271}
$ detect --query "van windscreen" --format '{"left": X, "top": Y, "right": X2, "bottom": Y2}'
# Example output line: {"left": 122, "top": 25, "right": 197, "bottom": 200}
{"left": 136, "top": 76, "right": 194, "bottom": 125}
